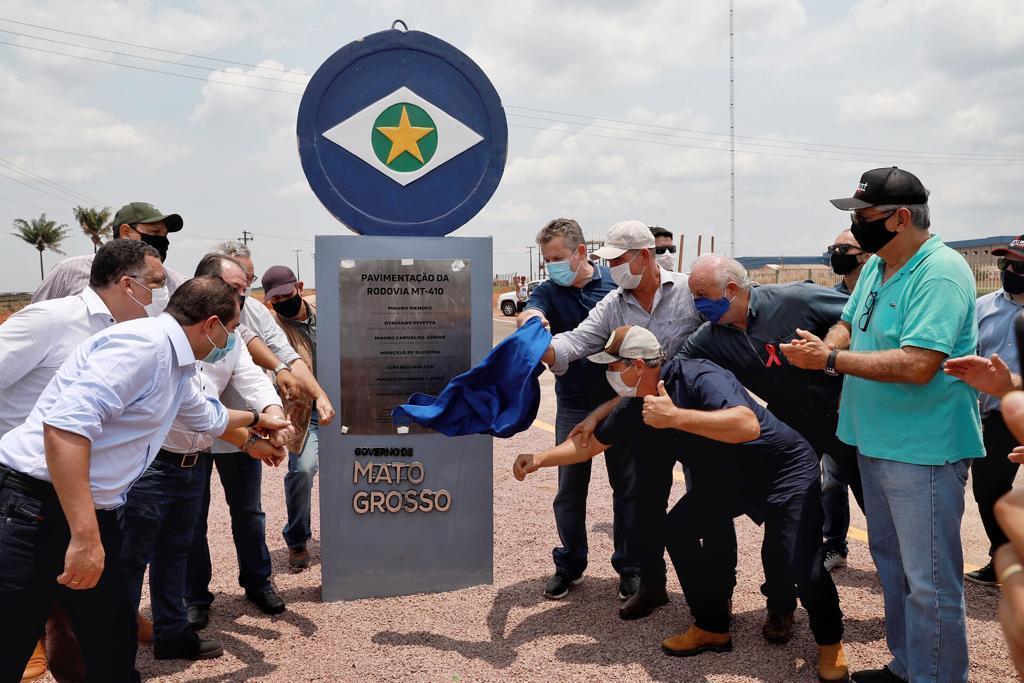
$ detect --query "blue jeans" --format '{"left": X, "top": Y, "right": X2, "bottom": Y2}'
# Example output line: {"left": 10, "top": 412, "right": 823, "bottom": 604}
{"left": 552, "top": 403, "right": 639, "bottom": 577}
{"left": 283, "top": 416, "right": 319, "bottom": 549}
{"left": 858, "top": 453, "right": 969, "bottom": 682}
{"left": 821, "top": 453, "right": 849, "bottom": 555}
{"left": 121, "top": 455, "right": 206, "bottom": 643}
{"left": 187, "top": 452, "right": 272, "bottom": 607}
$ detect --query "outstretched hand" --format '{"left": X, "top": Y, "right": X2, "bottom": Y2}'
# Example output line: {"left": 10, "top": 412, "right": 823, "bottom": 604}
{"left": 945, "top": 353, "right": 1015, "bottom": 397}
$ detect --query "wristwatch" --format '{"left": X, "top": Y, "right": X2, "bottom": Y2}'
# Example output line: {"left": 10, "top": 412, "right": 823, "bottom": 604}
{"left": 272, "top": 362, "right": 290, "bottom": 376}
{"left": 248, "top": 408, "right": 260, "bottom": 427}
{"left": 824, "top": 349, "right": 841, "bottom": 377}
{"left": 241, "top": 432, "right": 261, "bottom": 454}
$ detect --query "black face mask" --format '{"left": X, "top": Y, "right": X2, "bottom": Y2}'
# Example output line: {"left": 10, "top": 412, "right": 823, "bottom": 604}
{"left": 272, "top": 294, "right": 303, "bottom": 318}
{"left": 830, "top": 252, "right": 862, "bottom": 275}
{"left": 130, "top": 228, "right": 170, "bottom": 261}
{"left": 850, "top": 211, "right": 898, "bottom": 254}
{"left": 1003, "top": 269, "right": 1024, "bottom": 295}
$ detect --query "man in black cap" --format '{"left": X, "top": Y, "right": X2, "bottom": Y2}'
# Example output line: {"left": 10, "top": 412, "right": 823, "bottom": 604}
{"left": 33, "top": 202, "right": 186, "bottom": 303}
{"left": 783, "top": 167, "right": 982, "bottom": 683}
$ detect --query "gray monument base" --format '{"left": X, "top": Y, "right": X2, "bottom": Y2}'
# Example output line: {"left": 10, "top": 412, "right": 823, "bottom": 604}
{"left": 314, "top": 235, "right": 494, "bottom": 602}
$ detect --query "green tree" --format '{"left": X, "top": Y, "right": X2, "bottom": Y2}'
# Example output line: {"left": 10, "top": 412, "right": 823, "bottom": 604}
{"left": 11, "top": 213, "right": 69, "bottom": 280}
{"left": 73, "top": 205, "right": 112, "bottom": 252}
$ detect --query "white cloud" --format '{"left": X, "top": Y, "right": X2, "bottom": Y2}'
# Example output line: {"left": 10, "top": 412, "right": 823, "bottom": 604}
{"left": 836, "top": 89, "right": 924, "bottom": 125}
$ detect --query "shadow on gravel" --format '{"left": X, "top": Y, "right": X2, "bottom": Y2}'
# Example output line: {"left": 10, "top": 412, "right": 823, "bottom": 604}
{"left": 140, "top": 592, "right": 319, "bottom": 683}
{"left": 372, "top": 576, "right": 887, "bottom": 682}
{"left": 268, "top": 539, "right": 323, "bottom": 573}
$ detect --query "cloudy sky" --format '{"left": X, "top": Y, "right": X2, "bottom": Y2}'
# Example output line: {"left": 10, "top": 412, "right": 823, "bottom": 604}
{"left": 1, "top": 0, "right": 1022, "bottom": 292}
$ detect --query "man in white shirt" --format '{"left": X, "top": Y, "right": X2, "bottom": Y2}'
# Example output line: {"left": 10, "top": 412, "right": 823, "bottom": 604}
{"left": 121, "top": 254, "right": 293, "bottom": 662}
{"left": 32, "top": 202, "right": 186, "bottom": 303}
{"left": 0, "top": 277, "right": 291, "bottom": 683}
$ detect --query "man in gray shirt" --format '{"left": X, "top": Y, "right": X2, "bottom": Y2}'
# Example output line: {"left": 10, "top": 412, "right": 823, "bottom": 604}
{"left": 539, "top": 220, "right": 701, "bottom": 619}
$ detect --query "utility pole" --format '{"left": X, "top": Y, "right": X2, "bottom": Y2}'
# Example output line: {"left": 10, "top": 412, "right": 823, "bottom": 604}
{"left": 527, "top": 246, "right": 535, "bottom": 281}
{"left": 240, "top": 230, "right": 254, "bottom": 245}
{"left": 292, "top": 249, "right": 302, "bottom": 280}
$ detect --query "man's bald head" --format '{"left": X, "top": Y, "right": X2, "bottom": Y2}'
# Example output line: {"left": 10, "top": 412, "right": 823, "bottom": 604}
{"left": 834, "top": 228, "right": 861, "bottom": 249}
{"left": 689, "top": 254, "right": 752, "bottom": 295}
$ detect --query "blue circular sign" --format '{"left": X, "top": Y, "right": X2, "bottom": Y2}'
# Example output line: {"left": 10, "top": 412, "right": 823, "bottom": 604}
{"left": 297, "top": 29, "right": 508, "bottom": 237}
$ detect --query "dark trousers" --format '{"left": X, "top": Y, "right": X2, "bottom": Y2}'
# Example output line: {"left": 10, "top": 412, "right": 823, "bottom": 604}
{"left": 634, "top": 449, "right": 679, "bottom": 589}
{"left": 974, "top": 412, "right": 1021, "bottom": 556}
{"left": 122, "top": 454, "right": 206, "bottom": 643}
{"left": 0, "top": 471, "right": 139, "bottom": 683}
{"left": 552, "top": 402, "right": 640, "bottom": 577}
{"left": 187, "top": 452, "right": 272, "bottom": 607}
{"left": 666, "top": 481, "right": 844, "bottom": 644}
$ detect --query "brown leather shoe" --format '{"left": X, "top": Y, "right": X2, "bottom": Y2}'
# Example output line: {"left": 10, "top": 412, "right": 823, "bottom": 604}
{"left": 289, "top": 545, "right": 311, "bottom": 571}
{"left": 618, "top": 584, "right": 669, "bottom": 620}
{"left": 661, "top": 625, "right": 733, "bottom": 657}
{"left": 137, "top": 613, "right": 154, "bottom": 643}
{"left": 762, "top": 609, "right": 795, "bottom": 644}
{"left": 818, "top": 642, "right": 850, "bottom": 682}
{"left": 20, "top": 639, "right": 46, "bottom": 681}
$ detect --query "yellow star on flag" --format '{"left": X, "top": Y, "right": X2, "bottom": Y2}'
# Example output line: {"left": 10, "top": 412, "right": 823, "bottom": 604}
{"left": 375, "top": 105, "right": 435, "bottom": 164}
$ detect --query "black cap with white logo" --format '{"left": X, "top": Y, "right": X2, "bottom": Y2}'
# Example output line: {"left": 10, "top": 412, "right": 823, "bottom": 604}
{"left": 830, "top": 166, "right": 928, "bottom": 211}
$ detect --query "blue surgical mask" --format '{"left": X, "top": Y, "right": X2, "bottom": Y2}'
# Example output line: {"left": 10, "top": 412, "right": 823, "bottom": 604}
{"left": 203, "top": 320, "right": 236, "bottom": 364}
{"left": 694, "top": 295, "right": 733, "bottom": 324}
{"left": 546, "top": 252, "right": 582, "bottom": 286}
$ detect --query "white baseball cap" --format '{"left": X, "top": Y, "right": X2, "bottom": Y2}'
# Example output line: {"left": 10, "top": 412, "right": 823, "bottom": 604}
{"left": 588, "top": 325, "right": 663, "bottom": 364}
{"left": 592, "top": 220, "right": 656, "bottom": 260}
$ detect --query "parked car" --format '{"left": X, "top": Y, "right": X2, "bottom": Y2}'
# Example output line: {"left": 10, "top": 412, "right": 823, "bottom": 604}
{"left": 497, "top": 279, "right": 545, "bottom": 316}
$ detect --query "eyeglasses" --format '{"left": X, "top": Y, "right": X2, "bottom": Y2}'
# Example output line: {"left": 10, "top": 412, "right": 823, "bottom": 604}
{"left": 826, "top": 244, "right": 864, "bottom": 255}
{"left": 245, "top": 273, "right": 257, "bottom": 285}
{"left": 997, "top": 257, "right": 1024, "bottom": 274}
{"left": 655, "top": 245, "right": 677, "bottom": 255}
{"left": 858, "top": 291, "right": 878, "bottom": 332}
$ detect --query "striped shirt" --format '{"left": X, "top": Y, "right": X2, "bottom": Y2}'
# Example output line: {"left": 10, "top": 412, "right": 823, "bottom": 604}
{"left": 32, "top": 253, "right": 186, "bottom": 303}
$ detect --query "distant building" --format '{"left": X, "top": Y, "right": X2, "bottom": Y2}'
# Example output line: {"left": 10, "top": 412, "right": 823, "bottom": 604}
{"left": 946, "top": 235, "right": 1016, "bottom": 269}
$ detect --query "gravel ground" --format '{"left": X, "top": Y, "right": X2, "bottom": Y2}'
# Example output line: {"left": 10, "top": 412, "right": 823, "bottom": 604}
{"left": 33, "top": 318, "right": 1018, "bottom": 682}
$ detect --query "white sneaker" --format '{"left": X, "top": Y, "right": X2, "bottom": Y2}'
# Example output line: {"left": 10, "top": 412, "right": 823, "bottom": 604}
{"left": 824, "top": 549, "right": 847, "bottom": 571}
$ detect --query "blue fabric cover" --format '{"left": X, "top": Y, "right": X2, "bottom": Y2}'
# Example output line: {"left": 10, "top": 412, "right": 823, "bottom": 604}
{"left": 391, "top": 317, "right": 552, "bottom": 437}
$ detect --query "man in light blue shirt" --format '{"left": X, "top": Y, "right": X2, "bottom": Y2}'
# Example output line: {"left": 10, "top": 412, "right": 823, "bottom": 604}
{"left": 784, "top": 167, "right": 983, "bottom": 683}
{"left": 0, "top": 277, "right": 291, "bottom": 683}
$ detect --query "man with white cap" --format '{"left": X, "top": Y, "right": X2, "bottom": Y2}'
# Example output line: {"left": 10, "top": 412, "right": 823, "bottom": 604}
{"left": 517, "top": 325, "right": 849, "bottom": 682}
{"left": 538, "top": 219, "right": 701, "bottom": 619}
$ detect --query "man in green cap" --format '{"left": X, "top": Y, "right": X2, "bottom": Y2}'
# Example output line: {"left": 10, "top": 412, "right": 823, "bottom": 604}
{"left": 32, "top": 202, "right": 185, "bottom": 303}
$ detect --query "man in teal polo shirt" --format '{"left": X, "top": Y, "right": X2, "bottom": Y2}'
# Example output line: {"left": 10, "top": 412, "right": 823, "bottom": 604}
{"left": 782, "top": 167, "right": 982, "bottom": 683}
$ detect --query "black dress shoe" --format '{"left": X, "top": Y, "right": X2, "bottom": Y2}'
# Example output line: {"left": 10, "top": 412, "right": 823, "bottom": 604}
{"left": 850, "top": 666, "right": 907, "bottom": 683}
{"left": 762, "top": 609, "right": 795, "bottom": 644}
{"left": 247, "top": 587, "right": 286, "bottom": 615}
{"left": 618, "top": 574, "right": 641, "bottom": 601}
{"left": 543, "top": 572, "right": 582, "bottom": 600}
{"left": 187, "top": 604, "right": 210, "bottom": 631}
{"left": 618, "top": 584, "right": 669, "bottom": 620}
{"left": 154, "top": 629, "right": 223, "bottom": 661}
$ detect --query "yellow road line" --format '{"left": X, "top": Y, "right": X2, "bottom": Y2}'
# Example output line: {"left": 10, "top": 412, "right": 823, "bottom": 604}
{"left": 532, "top": 419, "right": 556, "bottom": 434}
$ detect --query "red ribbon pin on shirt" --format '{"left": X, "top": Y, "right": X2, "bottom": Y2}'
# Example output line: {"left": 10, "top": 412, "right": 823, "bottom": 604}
{"left": 764, "top": 343, "right": 783, "bottom": 368}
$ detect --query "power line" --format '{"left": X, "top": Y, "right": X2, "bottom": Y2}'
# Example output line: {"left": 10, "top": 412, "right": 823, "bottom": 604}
{"left": 0, "top": 157, "right": 106, "bottom": 205}
{"left": 0, "top": 28, "right": 310, "bottom": 85}
{"left": 0, "top": 169, "right": 98, "bottom": 205}
{"left": 0, "top": 194, "right": 62, "bottom": 214}
{"left": 0, "top": 16, "right": 304, "bottom": 75}
{"left": 0, "top": 41, "right": 304, "bottom": 95}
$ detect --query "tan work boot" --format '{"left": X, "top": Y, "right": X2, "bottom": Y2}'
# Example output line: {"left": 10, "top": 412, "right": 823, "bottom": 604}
{"left": 661, "top": 625, "right": 733, "bottom": 657}
{"left": 20, "top": 639, "right": 46, "bottom": 681}
{"left": 818, "top": 642, "right": 850, "bottom": 682}
{"left": 137, "top": 613, "right": 154, "bottom": 643}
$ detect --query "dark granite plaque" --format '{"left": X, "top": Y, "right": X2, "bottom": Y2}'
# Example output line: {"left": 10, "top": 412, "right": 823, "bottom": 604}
{"left": 339, "top": 258, "right": 471, "bottom": 434}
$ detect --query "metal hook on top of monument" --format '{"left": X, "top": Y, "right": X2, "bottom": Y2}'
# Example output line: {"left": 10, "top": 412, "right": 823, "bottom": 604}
{"left": 391, "top": 19, "right": 409, "bottom": 32}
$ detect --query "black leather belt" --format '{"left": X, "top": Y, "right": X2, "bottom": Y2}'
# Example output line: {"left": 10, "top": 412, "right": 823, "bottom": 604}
{"left": 0, "top": 462, "right": 58, "bottom": 501}
{"left": 156, "top": 449, "right": 205, "bottom": 468}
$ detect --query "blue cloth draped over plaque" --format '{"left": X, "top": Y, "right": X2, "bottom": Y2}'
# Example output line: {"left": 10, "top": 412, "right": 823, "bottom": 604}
{"left": 392, "top": 317, "right": 552, "bottom": 437}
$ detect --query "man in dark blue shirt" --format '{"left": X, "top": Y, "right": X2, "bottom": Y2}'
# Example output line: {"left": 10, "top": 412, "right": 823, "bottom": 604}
{"left": 679, "top": 254, "right": 863, "bottom": 643}
{"left": 518, "top": 218, "right": 639, "bottom": 601}
{"left": 512, "top": 326, "right": 849, "bottom": 682}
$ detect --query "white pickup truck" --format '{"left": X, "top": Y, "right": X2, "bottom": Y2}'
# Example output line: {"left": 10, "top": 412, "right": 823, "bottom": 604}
{"left": 496, "top": 279, "right": 545, "bottom": 316}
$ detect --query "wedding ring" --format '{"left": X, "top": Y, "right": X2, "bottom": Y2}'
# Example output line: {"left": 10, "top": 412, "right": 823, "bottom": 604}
{"left": 999, "top": 563, "right": 1024, "bottom": 584}
{"left": 71, "top": 578, "right": 82, "bottom": 584}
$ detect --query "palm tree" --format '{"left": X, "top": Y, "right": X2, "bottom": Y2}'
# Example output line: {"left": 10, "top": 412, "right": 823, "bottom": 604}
{"left": 73, "top": 205, "right": 112, "bottom": 252}
{"left": 11, "top": 213, "right": 69, "bottom": 280}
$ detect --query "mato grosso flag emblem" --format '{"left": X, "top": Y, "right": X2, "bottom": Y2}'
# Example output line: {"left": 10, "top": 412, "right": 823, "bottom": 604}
{"left": 322, "top": 86, "right": 484, "bottom": 187}
{"left": 296, "top": 28, "right": 507, "bottom": 236}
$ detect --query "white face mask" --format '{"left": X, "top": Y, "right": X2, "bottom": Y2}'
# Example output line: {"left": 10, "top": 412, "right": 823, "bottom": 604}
{"left": 606, "top": 365, "right": 641, "bottom": 397}
{"left": 656, "top": 253, "right": 675, "bottom": 271}
{"left": 610, "top": 252, "right": 645, "bottom": 290}
{"left": 128, "top": 278, "right": 170, "bottom": 318}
